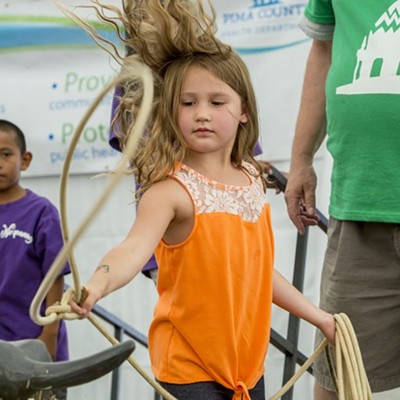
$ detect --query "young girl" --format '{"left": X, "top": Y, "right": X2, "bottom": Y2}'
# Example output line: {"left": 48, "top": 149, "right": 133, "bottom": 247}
{"left": 70, "top": 1, "right": 335, "bottom": 399}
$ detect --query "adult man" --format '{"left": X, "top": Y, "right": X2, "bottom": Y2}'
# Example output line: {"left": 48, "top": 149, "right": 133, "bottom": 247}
{"left": 285, "top": 1, "right": 400, "bottom": 399}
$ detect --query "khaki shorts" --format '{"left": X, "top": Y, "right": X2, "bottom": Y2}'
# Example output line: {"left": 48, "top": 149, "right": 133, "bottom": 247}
{"left": 314, "top": 218, "right": 400, "bottom": 393}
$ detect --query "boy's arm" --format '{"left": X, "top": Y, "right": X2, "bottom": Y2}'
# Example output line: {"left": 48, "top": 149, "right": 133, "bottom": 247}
{"left": 71, "top": 179, "right": 181, "bottom": 316}
{"left": 37, "top": 274, "right": 64, "bottom": 360}
{"left": 272, "top": 269, "right": 335, "bottom": 344}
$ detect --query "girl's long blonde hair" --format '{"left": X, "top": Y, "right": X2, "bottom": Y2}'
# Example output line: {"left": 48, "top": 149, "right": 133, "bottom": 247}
{"left": 68, "top": 0, "right": 263, "bottom": 196}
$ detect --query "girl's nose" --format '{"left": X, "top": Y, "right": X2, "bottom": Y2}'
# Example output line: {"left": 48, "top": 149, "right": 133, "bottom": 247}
{"left": 195, "top": 105, "right": 211, "bottom": 121}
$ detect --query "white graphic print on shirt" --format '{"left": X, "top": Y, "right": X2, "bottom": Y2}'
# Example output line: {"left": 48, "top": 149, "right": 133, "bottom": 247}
{"left": 0, "top": 224, "right": 33, "bottom": 244}
{"left": 337, "top": 0, "right": 400, "bottom": 95}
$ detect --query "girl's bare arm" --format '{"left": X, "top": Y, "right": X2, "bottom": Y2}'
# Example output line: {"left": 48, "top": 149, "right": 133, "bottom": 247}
{"left": 272, "top": 269, "right": 335, "bottom": 344}
{"left": 71, "top": 179, "right": 183, "bottom": 315}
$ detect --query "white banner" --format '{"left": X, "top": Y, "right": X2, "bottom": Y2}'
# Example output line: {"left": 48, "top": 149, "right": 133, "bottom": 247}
{"left": 0, "top": 0, "right": 123, "bottom": 177}
{"left": 213, "top": 0, "right": 311, "bottom": 162}
{"left": 0, "top": 0, "right": 309, "bottom": 177}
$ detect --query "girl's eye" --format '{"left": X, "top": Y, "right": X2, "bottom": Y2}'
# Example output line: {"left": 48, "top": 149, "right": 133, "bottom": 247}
{"left": 212, "top": 101, "right": 225, "bottom": 106}
{"left": 181, "top": 100, "right": 195, "bottom": 107}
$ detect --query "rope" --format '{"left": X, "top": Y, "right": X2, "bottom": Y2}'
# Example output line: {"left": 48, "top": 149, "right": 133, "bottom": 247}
{"left": 268, "top": 336, "right": 328, "bottom": 400}
{"left": 29, "top": 60, "right": 152, "bottom": 323}
{"left": 87, "top": 314, "right": 178, "bottom": 400}
{"left": 332, "top": 313, "right": 373, "bottom": 400}
{"left": 26, "top": 11, "right": 371, "bottom": 399}
{"left": 26, "top": 67, "right": 372, "bottom": 399}
{"left": 26, "top": 71, "right": 372, "bottom": 400}
{"left": 269, "top": 313, "right": 372, "bottom": 400}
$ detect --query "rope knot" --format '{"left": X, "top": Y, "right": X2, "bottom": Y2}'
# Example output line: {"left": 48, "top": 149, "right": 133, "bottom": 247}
{"left": 44, "top": 287, "right": 82, "bottom": 323}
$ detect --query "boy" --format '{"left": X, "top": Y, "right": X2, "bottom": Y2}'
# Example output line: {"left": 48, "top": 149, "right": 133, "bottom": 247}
{"left": 0, "top": 119, "right": 70, "bottom": 397}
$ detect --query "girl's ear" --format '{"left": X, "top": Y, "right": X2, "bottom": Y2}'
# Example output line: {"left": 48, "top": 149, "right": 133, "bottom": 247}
{"left": 21, "top": 151, "right": 32, "bottom": 171}
{"left": 240, "top": 103, "right": 248, "bottom": 123}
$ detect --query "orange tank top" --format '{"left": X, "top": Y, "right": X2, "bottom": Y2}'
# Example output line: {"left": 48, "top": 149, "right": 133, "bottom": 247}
{"left": 150, "top": 162, "right": 274, "bottom": 400}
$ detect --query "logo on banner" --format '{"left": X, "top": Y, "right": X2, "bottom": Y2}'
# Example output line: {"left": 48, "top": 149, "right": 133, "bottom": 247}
{"left": 251, "top": 0, "right": 281, "bottom": 6}
{"left": 217, "top": 0, "right": 308, "bottom": 54}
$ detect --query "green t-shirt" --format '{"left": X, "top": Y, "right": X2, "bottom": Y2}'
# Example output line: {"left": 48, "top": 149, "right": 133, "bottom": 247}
{"left": 303, "top": 0, "right": 400, "bottom": 223}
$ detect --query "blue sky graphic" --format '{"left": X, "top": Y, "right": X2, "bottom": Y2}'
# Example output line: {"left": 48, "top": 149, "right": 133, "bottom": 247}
{"left": 0, "top": 21, "right": 307, "bottom": 54}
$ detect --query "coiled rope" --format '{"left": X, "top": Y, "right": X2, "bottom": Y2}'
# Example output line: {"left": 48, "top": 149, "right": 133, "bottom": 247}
{"left": 270, "top": 313, "right": 372, "bottom": 400}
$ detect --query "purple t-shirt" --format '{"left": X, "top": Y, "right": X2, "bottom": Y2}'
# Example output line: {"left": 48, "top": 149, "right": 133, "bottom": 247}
{"left": 109, "top": 86, "right": 263, "bottom": 274}
{"left": 0, "top": 190, "right": 70, "bottom": 361}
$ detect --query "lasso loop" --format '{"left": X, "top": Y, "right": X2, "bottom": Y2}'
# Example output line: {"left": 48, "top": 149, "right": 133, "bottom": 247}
{"left": 29, "top": 60, "right": 153, "bottom": 325}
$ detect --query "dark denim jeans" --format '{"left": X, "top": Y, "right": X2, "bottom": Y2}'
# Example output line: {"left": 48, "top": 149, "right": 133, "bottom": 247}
{"left": 159, "top": 376, "right": 265, "bottom": 400}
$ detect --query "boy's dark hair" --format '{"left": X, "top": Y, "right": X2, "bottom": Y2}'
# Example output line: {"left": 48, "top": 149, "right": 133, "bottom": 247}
{"left": 0, "top": 119, "right": 27, "bottom": 154}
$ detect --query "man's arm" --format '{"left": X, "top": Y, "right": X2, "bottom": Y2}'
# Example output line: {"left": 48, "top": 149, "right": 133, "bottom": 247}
{"left": 285, "top": 39, "right": 332, "bottom": 234}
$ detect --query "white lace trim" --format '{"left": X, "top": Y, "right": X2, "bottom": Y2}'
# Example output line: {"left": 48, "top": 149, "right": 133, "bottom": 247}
{"left": 174, "top": 162, "right": 267, "bottom": 223}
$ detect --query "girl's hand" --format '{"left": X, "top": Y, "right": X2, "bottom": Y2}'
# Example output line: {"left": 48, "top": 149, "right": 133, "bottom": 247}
{"left": 318, "top": 311, "right": 336, "bottom": 345}
{"left": 69, "top": 286, "right": 102, "bottom": 317}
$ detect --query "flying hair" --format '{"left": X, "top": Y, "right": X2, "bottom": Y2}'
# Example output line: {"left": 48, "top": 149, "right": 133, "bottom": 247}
{"left": 58, "top": 0, "right": 263, "bottom": 197}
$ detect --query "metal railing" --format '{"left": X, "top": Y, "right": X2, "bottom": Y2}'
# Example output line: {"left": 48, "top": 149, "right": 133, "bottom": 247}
{"left": 88, "top": 166, "right": 328, "bottom": 400}
{"left": 267, "top": 166, "right": 328, "bottom": 399}
{"left": 89, "top": 303, "right": 149, "bottom": 400}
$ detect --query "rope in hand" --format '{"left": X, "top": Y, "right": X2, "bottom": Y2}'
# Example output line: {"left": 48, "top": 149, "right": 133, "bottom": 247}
{"left": 28, "top": 87, "right": 372, "bottom": 400}
{"left": 28, "top": 89, "right": 373, "bottom": 400}
{"left": 28, "top": 6, "right": 371, "bottom": 400}
{"left": 269, "top": 313, "right": 372, "bottom": 400}
{"left": 329, "top": 313, "right": 372, "bottom": 400}
{"left": 27, "top": 79, "right": 372, "bottom": 400}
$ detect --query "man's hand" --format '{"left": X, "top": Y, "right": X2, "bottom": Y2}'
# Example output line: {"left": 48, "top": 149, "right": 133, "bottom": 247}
{"left": 285, "top": 164, "right": 319, "bottom": 234}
